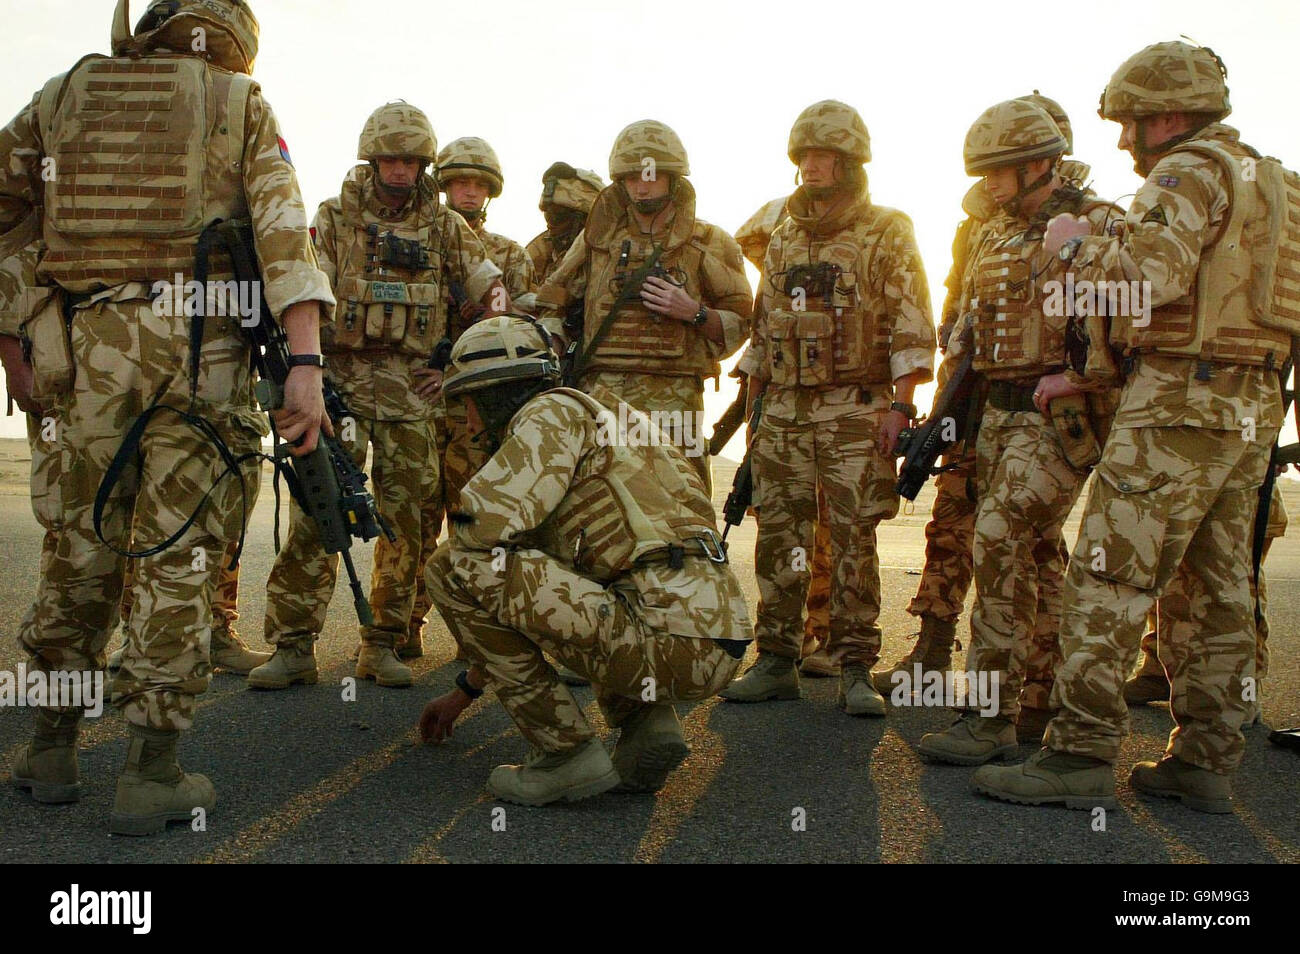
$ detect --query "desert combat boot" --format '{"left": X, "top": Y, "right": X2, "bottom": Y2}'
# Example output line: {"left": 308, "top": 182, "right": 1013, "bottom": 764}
{"left": 110, "top": 725, "right": 216, "bottom": 836}
{"left": 210, "top": 626, "right": 271, "bottom": 674}
{"left": 872, "top": 614, "right": 958, "bottom": 696}
{"left": 719, "top": 651, "right": 801, "bottom": 702}
{"left": 11, "top": 707, "right": 83, "bottom": 804}
{"left": 247, "top": 645, "right": 319, "bottom": 689}
{"left": 356, "top": 645, "right": 413, "bottom": 688}
{"left": 972, "top": 747, "right": 1116, "bottom": 810}
{"left": 1129, "top": 755, "right": 1234, "bottom": 814}
{"left": 919, "top": 712, "right": 1017, "bottom": 764}
{"left": 611, "top": 704, "right": 690, "bottom": 793}
{"left": 840, "top": 665, "right": 887, "bottom": 716}
{"left": 488, "top": 738, "right": 621, "bottom": 806}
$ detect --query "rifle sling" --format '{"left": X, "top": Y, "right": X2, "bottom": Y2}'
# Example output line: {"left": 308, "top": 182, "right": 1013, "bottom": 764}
{"left": 567, "top": 243, "right": 664, "bottom": 386}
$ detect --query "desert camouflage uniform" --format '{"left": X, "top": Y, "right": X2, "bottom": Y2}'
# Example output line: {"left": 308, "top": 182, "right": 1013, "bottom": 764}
{"left": 263, "top": 165, "right": 498, "bottom": 652}
{"left": 1, "top": 64, "right": 330, "bottom": 731}
{"left": 745, "top": 184, "right": 935, "bottom": 666}
{"left": 427, "top": 389, "right": 751, "bottom": 751}
{"left": 537, "top": 178, "right": 752, "bottom": 491}
{"left": 1044, "top": 124, "right": 1286, "bottom": 775}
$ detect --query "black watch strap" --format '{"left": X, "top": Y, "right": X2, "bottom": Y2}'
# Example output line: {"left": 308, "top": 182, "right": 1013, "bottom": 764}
{"left": 890, "top": 401, "right": 918, "bottom": 419}
{"left": 455, "top": 670, "right": 483, "bottom": 700}
{"left": 287, "top": 353, "right": 325, "bottom": 369}
{"left": 693, "top": 305, "right": 709, "bottom": 326}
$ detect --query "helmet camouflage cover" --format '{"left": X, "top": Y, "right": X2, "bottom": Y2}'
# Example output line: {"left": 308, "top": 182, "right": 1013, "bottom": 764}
{"left": 114, "top": 0, "right": 259, "bottom": 73}
{"left": 608, "top": 120, "right": 689, "bottom": 180}
{"left": 443, "top": 314, "right": 561, "bottom": 397}
{"left": 1018, "top": 91, "right": 1072, "bottom": 154}
{"left": 437, "top": 137, "right": 504, "bottom": 197}
{"left": 1100, "top": 40, "right": 1230, "bottom": 121}
{"left": 540, "top": 162, "right": 605, "bottom": 213}
{"left": 358, "top": 101, "right": 437, "bottom": 163}
{"left": 964, "top": 99, "right": 1067, "bottom": 175}
{"left": 787, "top": 100, "right": 871, "bottom": 164}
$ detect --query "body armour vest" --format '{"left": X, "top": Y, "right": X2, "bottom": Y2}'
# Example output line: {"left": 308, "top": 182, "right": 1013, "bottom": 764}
{"left": 971, "top": 194, "right": 1119, "bottom": 380}
{"left": 38, "top": 54, "right": 252, "bottom": 292}
{"left": 328, "top": 170, "right": 452, "bottom": 359}
{"left": 1118, "top": 137, "right": 1300, "bottom": 367}
{"left": 763, "top": 207, "right": 901, "bottom": 388}
{"left": 530, "top": 387, "right": 721, "bottom": 583}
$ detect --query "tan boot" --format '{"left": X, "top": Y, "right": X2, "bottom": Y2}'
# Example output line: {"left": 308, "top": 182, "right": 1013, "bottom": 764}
{"left": 920, "top": 712, "right": 1017, "bottom": 765}
{"left": 1016, "top": 706, "right": 1052, "bottom": 745}
{"left": 719, "top": 652, "right": 801, "bottom": 703}
{"left": 247, "top": 645, "right": 319, "bottom": 690}
{"left": 110, "top": 724, "right": 216, "bottom": 836}
{"left": 397, "top": 630, "right": 425, "bottom": 660}
{"left": 611, "top": 705, "right": 690, "bottom": 793}
{"left": 210, "top": 626, "right": 271, "bottom": 675}
{"left": 800, "top": 647, "right": 840, "bottom": 678}
{"left": 488, "top": 738, "right": 620, "bottom": 806}
{"left": 872, "top": 614, "right": 958, "bottom": 696}
{"left": 1129, "top": 755, "right": 1234, "bottom": 814}
{"left": 11, "top": 708, "right": 82, "bottom": 804}
{"left": 840, "top": 665, "right": 886, "bottom": 716}
{"left": 356, "top": 645, "right": 413, "bottom": 688}
{"left": 972, "top": 747, "right": 1116, "bottom": 810}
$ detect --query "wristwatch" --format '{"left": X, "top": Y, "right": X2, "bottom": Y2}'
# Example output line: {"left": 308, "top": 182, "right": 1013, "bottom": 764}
{"left": 1058, "top": 236, "right": 1085, "bottom": 263}
{"left": 286, "top": 353, "right": 325, "bottom": 369}
{"left": 455, "top": 670, "right": 483, "bottom": 700}
{"left": 890, "top": 401, "right": 917, "bottom": 419}
{"left": 693, "top": 304, "right": 709, "bottom": 327}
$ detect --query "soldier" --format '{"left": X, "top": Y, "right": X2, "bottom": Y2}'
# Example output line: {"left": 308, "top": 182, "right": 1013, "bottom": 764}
{"left": 734, "top": 196, "right": 836, "bottom": 676}
{"left": 0, "top": 0, "right": 333, "bottom": 834}
{"left": 720, "top": 100, "right": 935, "bottom": 715}
{"left": 391, "top": 136, "right": 534, "bottom": 659}
{"left": 525, "top": 162, "right": 605, "bottom": 286}
{"left": 251, "top": 102, "right": 506, "bottom": 690}
{"left": 535, "top": 120, "right": 753, "bottom": 491}
{"left": 916, "top": 100, "right": 1121, "bottom": 764}
{"left": 419, "top": 315, "right": 752, "bottom": 805}
{"left": 975, "top": 41, "right": 1298, "bottom": 813}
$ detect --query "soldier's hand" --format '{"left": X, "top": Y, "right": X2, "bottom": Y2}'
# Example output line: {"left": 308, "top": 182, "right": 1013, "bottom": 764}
{"left": 1032, "top": 372, "right": 1081, "bottom": 414}
{"left": 0, "top": 336, "right": 43, "bottom": 416}
{"left": 641, "top": 276, "right": 697, "bottom": 322}
{"left": 419, "top": 689, "right": 471, "bottom": 743}
{"left": 879, "top": 409, "right": 909, "bottom": 455}
{"left": 414, "top": 366, "right": 443, "bottom": 402}
{"left": 275, "top": 365, "right": 332, "bottom": 455}
{"left": 1043, "top": 214, "right": 1091, "bottom": 257}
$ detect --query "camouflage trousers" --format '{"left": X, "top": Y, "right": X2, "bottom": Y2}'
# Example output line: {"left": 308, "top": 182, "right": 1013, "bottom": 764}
{"left": 906, "top": 448, "right": 976, "bottom": 623}
{"left": 18, "top": 299, "right": 262, "bottom": 731}
{"left": 965, "top": 408, "right": 1086, "bottom": 718}
{"left": 1133, "top": 482, "right": 1284, "bottom": 681}
{"left": 582, "top": 370, "right": 711, "bottom": 492}
{"left": 263, "top": 414, "right": 437, "bottom": 650}
{"left": 804, "top": 488, "right": 831, "bottom": 647}
{"left": 752, "top": 402, "right": 899, "bottom": 666}
{"left": 1045, "top": 423, "right": 1277, "bottom": 774}
{"left": 426, "top": 543, "right": 741, "bottom": 753}
{"left": 121, "top": 528, "right": 252, "bottom": 635}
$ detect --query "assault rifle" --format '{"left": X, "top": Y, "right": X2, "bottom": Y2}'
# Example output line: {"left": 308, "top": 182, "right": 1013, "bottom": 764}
{"left": 709, "top": 373, "right": 748, "bottom": 457}
{"left": 721, "top": 393, "right": 763, "bottom": 543}
{"left": 203, "top": 220, "right": 394, "bottom": 626}
{"left": 894, "top": 347, "right": 977, "bottom": 501}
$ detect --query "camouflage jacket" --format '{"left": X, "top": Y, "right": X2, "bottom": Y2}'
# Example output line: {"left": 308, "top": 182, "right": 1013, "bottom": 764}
{"left": 473, "top": 224, "right": 534, "bottom": 299}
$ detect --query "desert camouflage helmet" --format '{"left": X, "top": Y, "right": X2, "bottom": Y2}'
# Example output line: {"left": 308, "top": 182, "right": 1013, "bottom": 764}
{"left": 1018, "top": 91, "right": 1073, "bottom": 153}
{"left": 443, "top": 315, "right": 561, "bottom": 397}
{"left": 437, "top": 137, "right": 504, "bottom": 197}
{"left": 964, "top": 99, "right": 1067, "bottom": 175}
{"left": 1100, "top": 41, "right": 1230, "bottom": 121}
{"left": 540, "top": 162, "right": 605, "bottom": 213}
{"left": 608, "top": 120, "right": 690, "bottom": 180}
{"left": 113, "top": 0, "right": 259, "bottom": 74}
{"left": 358, "top": 101, "right": 437, "bottom": 163}
{"left": 788, "top": 100, "right": 871, "bottom": 165}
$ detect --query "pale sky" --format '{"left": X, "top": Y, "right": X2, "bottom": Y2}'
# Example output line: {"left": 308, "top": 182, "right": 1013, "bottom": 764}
{"left": 2, "top": 0, "right": 1299, "bottom": 449}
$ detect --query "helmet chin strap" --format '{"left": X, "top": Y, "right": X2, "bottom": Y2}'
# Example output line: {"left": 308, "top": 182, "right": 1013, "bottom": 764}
{"left": 1132, "top": 117, "right": 1201, "bottom": 175}
{"left": 1002, "top": 162, "right": 1055, "bottom": 217}
{"left": 370, "top": 160, "right": 425, "bottom": 202}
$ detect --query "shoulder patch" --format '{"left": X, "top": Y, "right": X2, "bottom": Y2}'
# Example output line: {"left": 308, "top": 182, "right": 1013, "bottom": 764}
{"left": 277, "top": 135, "right": 293, "bottom": 165}
{"left": 1157, "top": 174, "right": 1180, "bottom": 188}
{"left": 1141, "top": 205, "right": 1168, "bottom": 226}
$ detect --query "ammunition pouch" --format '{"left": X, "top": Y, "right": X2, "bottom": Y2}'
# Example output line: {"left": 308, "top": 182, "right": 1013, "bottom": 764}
{"left": 1048, "top": 392, "right": 1102, "bottom": 469}
{"left": 19, "top": 290, "right": 74, "bottom": 404}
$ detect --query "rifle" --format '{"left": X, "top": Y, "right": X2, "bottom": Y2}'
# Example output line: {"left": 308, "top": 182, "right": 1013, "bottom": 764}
{"left": 1252, "top": 341, "right": 1298, "bottom": 624}
{"left": 894, "top": 347, "right": 977, "bottom": 501}
{"left": 721, "top": 393, "right": 763, "bottom": 543}
{"left": 562, "top": 242, "right": 664, "bottom": 387}
{"left": 204, "top": 220, "right": 395, "bottom": 626}
{"left": 709, "top": 377, "right": 748, "bottom": 457}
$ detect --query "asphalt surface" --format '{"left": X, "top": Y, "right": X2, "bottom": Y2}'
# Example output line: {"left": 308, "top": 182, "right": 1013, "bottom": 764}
{"left": 0, "top": 462, "right": 1297, "bottom": 864}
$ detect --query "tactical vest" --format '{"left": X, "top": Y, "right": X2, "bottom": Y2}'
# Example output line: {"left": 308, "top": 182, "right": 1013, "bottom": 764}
{"left": 1119, "top": 138, "right": 1300, "bottom": 367}
{"left": 328, "top": 173, "right": 448, "bottom": 358}
{"left": 763, "top": 209, "right": 899, "bottom": 388}
{"left": 533, "top": 388, "right": 722, "bottom": 583}
{"left": 37, "top": 55, "right": 252, "bottom": 291}
{"left": 581, "top": 233, "right": 715, "bottom": 377}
